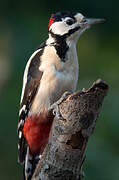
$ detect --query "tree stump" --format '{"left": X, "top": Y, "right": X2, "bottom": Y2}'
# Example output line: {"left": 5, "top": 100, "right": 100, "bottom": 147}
{"left": 32, "top": 79, "right": 109, "bottom": 180}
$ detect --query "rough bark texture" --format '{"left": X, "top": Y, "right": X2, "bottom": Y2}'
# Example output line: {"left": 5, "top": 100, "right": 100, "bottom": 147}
{"left": 32, "top": 79, "right": 109, "bottom": 180}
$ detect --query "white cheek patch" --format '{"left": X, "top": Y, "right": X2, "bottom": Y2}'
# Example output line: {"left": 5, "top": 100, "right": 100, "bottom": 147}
{"left": 49, "top": 21, "right": 68, "bottom": 36}
{"left": 74, "top": 13, "right": 84, "bottom": 23}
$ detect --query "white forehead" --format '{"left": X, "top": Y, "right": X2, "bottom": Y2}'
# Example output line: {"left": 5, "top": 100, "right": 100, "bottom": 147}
{"left": 74, "top": 13, "right": 84, "bottom": 23}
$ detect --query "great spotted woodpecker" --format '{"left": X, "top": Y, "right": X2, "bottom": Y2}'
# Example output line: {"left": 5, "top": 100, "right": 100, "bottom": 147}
{"left": 17, "top": 11, "right": 104, "bottom": 180}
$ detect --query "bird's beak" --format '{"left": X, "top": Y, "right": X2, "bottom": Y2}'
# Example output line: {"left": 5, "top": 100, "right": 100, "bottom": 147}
{"left": 80, "top": 18, "right": 105, "bottom": 28}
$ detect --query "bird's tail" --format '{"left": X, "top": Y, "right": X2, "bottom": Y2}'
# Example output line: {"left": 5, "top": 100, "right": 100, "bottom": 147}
{"left": 24, "top": 147, "right": 40, "bottom": 180}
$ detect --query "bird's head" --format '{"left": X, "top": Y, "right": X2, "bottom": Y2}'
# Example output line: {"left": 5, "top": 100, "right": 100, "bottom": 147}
{"left": 48, "top": 11, "right": 104, "bottom": 42}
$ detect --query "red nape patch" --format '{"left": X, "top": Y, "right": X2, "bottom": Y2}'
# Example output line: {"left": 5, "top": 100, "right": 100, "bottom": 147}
{"left": 23, "top": 112, "right": 53, "bottom": 155}
{"left": 48, "top": 15, "right": 54, "bottom": 29}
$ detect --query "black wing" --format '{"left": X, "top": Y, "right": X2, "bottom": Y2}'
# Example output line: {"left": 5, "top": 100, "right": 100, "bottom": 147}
{"left": 17, "top": 47, "right": 44, "bottom": 163}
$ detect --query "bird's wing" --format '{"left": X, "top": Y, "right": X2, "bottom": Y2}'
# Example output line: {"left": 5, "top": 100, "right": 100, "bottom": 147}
{"left": 17, "top": 47, "right": 44, "bottom": 163}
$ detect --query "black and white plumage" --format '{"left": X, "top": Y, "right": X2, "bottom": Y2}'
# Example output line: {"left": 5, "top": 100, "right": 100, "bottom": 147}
{"left": 17, "top": 11, "right": 104, "bottom": 180}
{"left": 18, "top": 47, "right": 44, "bottom": 162}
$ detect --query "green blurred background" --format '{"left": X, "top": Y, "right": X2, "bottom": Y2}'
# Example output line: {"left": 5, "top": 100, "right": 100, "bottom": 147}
{"left": 0, "top": 0, "right": 119, "bottom": 179}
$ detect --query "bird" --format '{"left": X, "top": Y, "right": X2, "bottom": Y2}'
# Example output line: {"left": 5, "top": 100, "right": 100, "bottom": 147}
{"left": 17, "top": 11, "right": 104, "bottom": 180}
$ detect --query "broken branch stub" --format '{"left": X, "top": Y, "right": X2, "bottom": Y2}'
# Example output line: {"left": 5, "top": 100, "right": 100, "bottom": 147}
{"left": 32, "top": 79, "right": 109, "bottom": 180}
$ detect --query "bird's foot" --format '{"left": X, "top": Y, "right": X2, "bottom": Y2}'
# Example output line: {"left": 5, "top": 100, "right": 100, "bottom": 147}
{"left": 48, "top": 91, "right": 72, "bottom": 121}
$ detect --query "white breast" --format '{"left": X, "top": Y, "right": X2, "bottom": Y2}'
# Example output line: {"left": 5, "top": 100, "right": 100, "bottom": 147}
{"left": 30, "top": 42, "right": 79, "bottom": 114}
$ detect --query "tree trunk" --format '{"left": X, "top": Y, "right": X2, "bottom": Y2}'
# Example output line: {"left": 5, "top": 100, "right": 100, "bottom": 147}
{"left": 32, "top": 79, "right": 109, "bottom": 180}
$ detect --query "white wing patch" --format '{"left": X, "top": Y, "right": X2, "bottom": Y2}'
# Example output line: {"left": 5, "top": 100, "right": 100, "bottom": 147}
{"left": 18, "top": 119, "right": 24, "bottom": 129}
{"left": 19, "top": 104, "right": 26, "bottom": 116}
{"left": 19, "top": 131, "right": 22, "bottom": 138}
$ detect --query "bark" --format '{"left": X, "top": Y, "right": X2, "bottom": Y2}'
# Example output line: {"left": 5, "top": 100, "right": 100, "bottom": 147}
{"left": 32, "top": 79, "right": 109, "bottom": 180}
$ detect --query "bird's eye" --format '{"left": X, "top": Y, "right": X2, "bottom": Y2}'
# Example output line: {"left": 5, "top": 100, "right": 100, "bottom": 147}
{"left": 66, "top": 19, "right": 74, "bottom": 25}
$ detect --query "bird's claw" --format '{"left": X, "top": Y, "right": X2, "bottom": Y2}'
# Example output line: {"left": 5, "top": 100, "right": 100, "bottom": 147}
{"left": 56, "top": 91, "right": 71, "bottom": 105}
{"left": 53, "top": 107, "right": 66, "bottom": 121}
{"left": 49, "top": 91, "right": 72, "bottom": 121}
